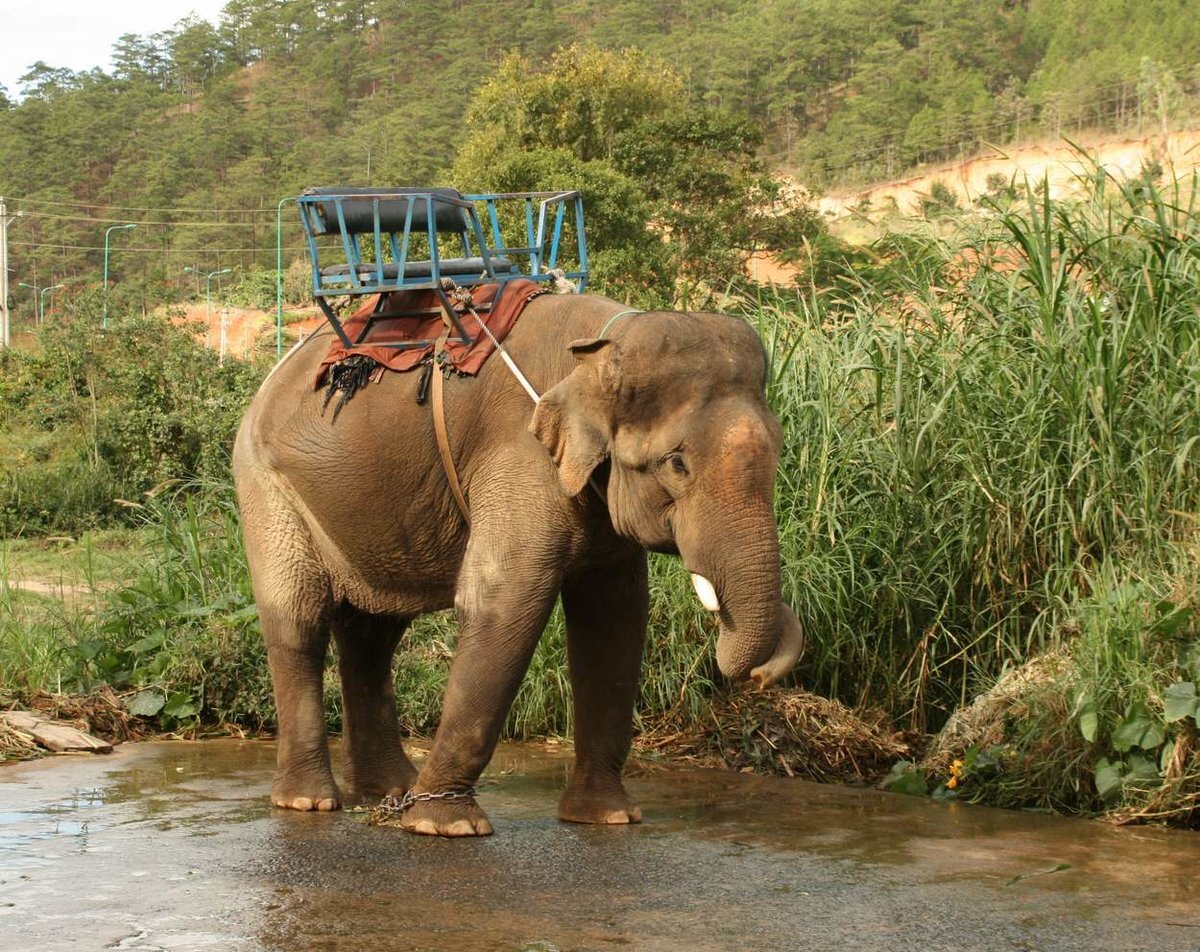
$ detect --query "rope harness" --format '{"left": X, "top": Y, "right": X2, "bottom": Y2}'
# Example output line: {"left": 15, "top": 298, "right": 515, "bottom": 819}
{"left": 430, "top": 294, "right": 472, "bottom": 524}
{"left": 597, "top": 307, "right": 642, "bottom": 339}
{"left": 428, "top": 279, "right": 641, "bottom": 526}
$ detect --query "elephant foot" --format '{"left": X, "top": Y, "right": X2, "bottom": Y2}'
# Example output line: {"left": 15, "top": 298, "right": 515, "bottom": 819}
{"left": 557, "top": 784, "right": 642, "bottom": 825}
{"left": 391, "top": 789, "right": 494, "bottom": 837}
{"left": 343, "top": 762, "right": 419, "bottom": 806}
{"left": 271, "top": 772, "right": 342, "bottom": 812}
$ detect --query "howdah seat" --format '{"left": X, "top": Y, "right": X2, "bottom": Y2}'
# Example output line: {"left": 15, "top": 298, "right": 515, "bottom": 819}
{"left": 299, "top": 186, "right": 588, "bottom": 349}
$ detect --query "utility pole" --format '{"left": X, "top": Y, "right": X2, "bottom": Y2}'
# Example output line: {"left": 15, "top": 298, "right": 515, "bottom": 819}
{"left": 219, "top": 306, "right": 229, "bottom": 365}
{"left": 184, "top": 266, "right": 232, "bottom": 350}
{"left": 0, "top": 197, "right": 20, "bottom": 349}
{"left": 0, "top": 196, "right": 8, "bottom": 349}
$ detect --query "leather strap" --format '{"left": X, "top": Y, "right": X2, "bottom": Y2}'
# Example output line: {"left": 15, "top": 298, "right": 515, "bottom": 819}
{"left": 431, "top": 315, "right": 471, "bottom": 525}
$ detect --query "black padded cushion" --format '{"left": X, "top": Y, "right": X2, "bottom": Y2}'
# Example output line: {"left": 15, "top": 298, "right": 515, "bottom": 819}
{"left": 320, "top": 257, "right": 516, "bottom": 280}
{"left": 304, "top": 186, "right": 468, "bottom": 235}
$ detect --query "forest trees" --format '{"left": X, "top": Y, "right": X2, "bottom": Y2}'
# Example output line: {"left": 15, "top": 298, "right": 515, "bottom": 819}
{"left": 1, "top": 0, "right": 1198, "bottom": 315}
{"left": 450, "top": 46, "right": 822, "bottom": 304}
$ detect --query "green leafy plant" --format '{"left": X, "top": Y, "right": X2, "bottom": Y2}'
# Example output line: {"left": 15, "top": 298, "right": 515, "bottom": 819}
{"left": 880, "top": 760, "right": 929, "bottom": 797}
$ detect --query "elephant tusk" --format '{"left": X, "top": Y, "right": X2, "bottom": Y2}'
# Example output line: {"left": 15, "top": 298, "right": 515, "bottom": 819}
{"left": 690, "top": 574, "right": 721, "bottom": 613}
{"left": 750, "top": 603, "right": 806, "bottom": 691}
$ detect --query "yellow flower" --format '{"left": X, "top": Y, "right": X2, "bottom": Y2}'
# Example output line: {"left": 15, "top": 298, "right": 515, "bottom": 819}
{"left": 947, "top": 758, "right": 965, "bottom": 790}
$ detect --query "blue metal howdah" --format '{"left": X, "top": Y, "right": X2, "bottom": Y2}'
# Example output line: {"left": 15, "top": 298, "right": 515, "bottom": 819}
{"left": 298, "top": 187, "right": 589, "bottom": 350}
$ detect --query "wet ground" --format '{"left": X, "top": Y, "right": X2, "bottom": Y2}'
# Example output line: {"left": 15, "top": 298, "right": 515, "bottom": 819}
{"left": 2, "top": 741, "right": 1199, "bottom": 952}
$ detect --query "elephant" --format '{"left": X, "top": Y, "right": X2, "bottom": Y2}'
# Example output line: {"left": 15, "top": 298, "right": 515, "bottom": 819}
{"left": 232, "top": 291, "right": 805, "bottom": 837}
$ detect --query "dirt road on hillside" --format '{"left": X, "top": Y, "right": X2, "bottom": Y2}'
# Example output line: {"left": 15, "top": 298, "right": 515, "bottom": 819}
{"left": 818, "top": 128, "right": 1200, "bottom": 218}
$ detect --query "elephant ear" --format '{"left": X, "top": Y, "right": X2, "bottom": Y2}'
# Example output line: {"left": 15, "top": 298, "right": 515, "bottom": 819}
{"left": 530, "top": 338, "right": 620, "bottom": 497}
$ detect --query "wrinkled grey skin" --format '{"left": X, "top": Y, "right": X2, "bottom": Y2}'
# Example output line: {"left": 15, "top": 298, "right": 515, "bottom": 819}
{"left": 232, "top": 293, "right": 804, "bottom": 836}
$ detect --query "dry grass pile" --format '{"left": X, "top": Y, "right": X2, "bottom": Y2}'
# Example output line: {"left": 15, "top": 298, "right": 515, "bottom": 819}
{"left": 920, "top": 651, "right": 1073, "bottom": 777}
{"left": 913, "top": 650, "right": 1109, "bottom": 814}
{"left": 0, "top": 716, "right": 39, "bottom": 760}
{"left": 922, "top": 647, "right": 1200, "bottom": 825}
{"left": 24, "top": 688, "right": 144, "bottom": 744}
{"left": 638, "top": 687, "right": 911, "bottom": 784}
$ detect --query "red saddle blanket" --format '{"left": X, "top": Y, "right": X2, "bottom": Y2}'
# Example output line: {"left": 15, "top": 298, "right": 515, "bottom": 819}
{"left": 314, "top": 279, "right": 549, "bottom": 387}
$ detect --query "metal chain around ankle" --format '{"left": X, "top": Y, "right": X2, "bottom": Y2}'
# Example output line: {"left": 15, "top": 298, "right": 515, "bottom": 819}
{"left": 378, "top": 788, "right": 477, "bottom": 815}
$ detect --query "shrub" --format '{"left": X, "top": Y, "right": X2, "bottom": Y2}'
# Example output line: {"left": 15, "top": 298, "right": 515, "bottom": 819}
{"left": 0, "top": 307, "right": 264, "bottom": 534}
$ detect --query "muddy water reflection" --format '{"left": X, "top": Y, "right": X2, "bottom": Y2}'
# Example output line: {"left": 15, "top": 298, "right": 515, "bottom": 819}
{"left": 1, "top": 740, "right": 1199, "bottom": 951}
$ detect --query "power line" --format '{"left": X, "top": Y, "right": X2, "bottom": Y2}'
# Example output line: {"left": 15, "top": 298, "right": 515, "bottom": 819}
{"left": 11, "top": 239, "right": 309, "bottom": 253}
{"left": 17, "top": 210, "right": 295, "bottom": 227}
{"left": 8, "top": 195, "right": 283, "bottom": 215}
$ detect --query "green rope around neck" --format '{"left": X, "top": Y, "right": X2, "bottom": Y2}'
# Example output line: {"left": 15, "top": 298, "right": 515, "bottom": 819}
{"left": 597, "top": 307, "right": 643, "bottom": 339}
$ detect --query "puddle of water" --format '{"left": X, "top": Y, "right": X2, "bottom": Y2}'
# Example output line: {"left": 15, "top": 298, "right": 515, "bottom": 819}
{"left": 2, "top": 738, "right": 1200, "bottom": 951}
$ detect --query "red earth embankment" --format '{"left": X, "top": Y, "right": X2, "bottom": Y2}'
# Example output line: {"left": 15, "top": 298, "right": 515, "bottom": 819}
{"left": 171, "top": 304, "right": 324, "bottom": 359}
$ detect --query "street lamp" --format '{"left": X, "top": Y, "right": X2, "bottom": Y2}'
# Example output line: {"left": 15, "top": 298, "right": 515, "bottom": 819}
{"left": 276, "top": 195, "right": 297, "bottom": 360}
{"left": 102, "top": 223, "right": 137, "bottom": 328}
{"left": 17, "top": 281, "right": 64, "bottom": 325}
{"left": 17, "top": 282, "right": 38, "bottom": 323}
{"left": 184, "top": 266, "right": 233, "bottom": 350}
{"left": 40, "top": 284, "right": 63, "bottom": 323}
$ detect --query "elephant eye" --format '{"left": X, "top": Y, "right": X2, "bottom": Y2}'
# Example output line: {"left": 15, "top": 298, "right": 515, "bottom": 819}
{"left": 662, "top": 452, "right": 689, "bottom": 477}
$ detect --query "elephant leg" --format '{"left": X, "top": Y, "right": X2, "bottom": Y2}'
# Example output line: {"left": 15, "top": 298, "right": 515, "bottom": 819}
{"left": 261, "top": 605, "right": 340, "bottom": 811}
{"left": 332, "top": 609, "right": 418, "bottom": 803}
{"left": 238, "top": 464, "right": 338, "bottom": 812}
{"left": 558, "top": 553, "right": 649, "bottom": 825}
{"left": 399, "top": 531, "right": 562, "bottom": 837}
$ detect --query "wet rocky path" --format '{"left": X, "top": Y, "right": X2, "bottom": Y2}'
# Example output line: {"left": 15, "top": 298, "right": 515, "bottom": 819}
{"left": 2, "top": 739, "right": 1198, "bottom": 951}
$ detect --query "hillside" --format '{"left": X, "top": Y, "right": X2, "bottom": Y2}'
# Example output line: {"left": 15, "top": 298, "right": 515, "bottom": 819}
{"left": 1, "top": 0, "right": 1199, "bottom": 310}
{"left": 818, "top": 127, "right": 1200, "bottom": 219}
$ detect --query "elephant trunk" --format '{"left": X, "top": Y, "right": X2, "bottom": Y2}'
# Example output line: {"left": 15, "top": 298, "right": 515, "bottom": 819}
{"left": 682, "top": 508, "right": 800, "bottom": 686}
{"left": 715, "top": 599, "right": 781, "bottom": 683}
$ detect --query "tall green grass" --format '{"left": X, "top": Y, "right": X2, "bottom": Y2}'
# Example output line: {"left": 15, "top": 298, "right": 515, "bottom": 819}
{"left": 743, "top": 171, "right": 1200, "bottom": 733}
{"left": 733, "top": 168, "right": 1200, "bottom": 817}
{"left": 0, "top": 583, "right": 94, "bottom": 696}
{"left": 92, "top": 482, "right": 273, "bottom": 728}
{"left": 0, "top": 540, "right": 113, "bottom": 696}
